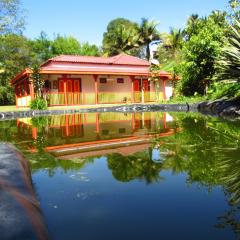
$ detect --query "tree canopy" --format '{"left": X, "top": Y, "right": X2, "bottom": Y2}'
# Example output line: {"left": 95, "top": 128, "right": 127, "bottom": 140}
{"left": 102, "top": 18, "right": 140, "bottom": 56}
{"left": 0, "top": 34, "right": 33, "bottom": 104}
{"left": 102, "top": 17, "right": 160, "bottom": 59}
{"left": 177, "top": 14, "right": 226, "bottom": 95}
{"left": 0, "top": 0, "right": 25, "bottom": 34}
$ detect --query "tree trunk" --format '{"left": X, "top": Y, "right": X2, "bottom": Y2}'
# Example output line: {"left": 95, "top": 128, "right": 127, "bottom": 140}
{"left": 146, "top": 44, "right": 150, "bottom": 61}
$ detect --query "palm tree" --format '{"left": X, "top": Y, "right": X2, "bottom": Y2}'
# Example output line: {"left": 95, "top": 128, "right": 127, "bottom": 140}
{"left": 113, "top": 25, "right": 140, "bottom": 55}
{"left": 138, "top": 18, "right": 160, "bottom": 60}
{"left": 168, "top": 27, "right": 184, "bottom": 57}
{"left": 185, "top": 14, "right": 199, "bottom": 39}
{"left": 210, "top": 10, "right": 227, "bottom": 26}
{"left": 217, "top": 21, "right": 240, "bottom": 82}
{"left": 102, "top": 18, "right": 141, "bottom": 56}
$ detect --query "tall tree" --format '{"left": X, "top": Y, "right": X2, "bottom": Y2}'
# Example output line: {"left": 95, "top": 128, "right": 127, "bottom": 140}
{"left": 52, "top": 35, "right": 81, "bottom": 55}
{"left": 178, "top": 13, "right": 227, "bottom": 96}
{"left": 102, "top": 18, "right": 140, "bottom": 56}
{"left": 0, "top": 34, "right": 33, "bottom": 104}
{"left": 0, "top": 0, "right": 25, "bottom": 34}
{"left": 30, "top": 31, "right": 53, "bottom": 64}
{"left": 138, "top": 18, "right": 160, "bottom": 60}
{"left": 216, "top": 21, "right": 240, "bottom": 82}
{"left": 168, "top": 27, "right": 184, "bottom": 56}
{"left": 79, "top": 42, "right": 101, "bottom": 56}
{"left": 228, "top": 0, "right": 240, "bottom": 21}
{"left": 185, "top": 14, "right": 199, "bottom": 40}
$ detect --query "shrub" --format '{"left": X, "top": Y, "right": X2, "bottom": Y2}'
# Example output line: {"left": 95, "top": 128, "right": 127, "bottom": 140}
{"left": 31, "top": 116, "right": 48, "bottom": 128}
{"left": 207, "top": 82, "right": 240, "bottom": 99}
{"left": 29, "top": 97, "right": 47, "bottom": 110}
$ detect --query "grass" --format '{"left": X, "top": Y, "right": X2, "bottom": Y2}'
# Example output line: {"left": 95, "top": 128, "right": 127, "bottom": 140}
{"left": 163, "top": 95, "right": 207, "bottom": 104}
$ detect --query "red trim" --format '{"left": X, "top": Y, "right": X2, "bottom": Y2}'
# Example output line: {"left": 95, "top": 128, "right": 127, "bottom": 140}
{"left": 11, "top": 68, "right": 31, "bottom": 85}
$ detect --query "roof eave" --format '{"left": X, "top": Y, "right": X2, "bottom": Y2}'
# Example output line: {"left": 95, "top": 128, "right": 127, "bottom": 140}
{"left": 11, "top": 68, "right": 32, "bottom": 85}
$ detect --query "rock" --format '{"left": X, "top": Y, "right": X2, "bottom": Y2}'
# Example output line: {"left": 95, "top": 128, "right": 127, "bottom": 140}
{"left": 198, "top": 97, "right": 240, "bottom": 119}
{"left": 0, "top": 144, "right": 48, "bottom": 240}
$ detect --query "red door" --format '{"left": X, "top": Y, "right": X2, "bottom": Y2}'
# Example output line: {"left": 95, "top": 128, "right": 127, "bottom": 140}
{"left": 142, "top": 79, "right": 150, "bottom": 91}
{"left": 66, "top": 80, "right": 73, "bottom": 105}
{"left": 133, "top": 79, "right": 140, "bottom": 102}
{"left": 73, "top": 79, "right": 81, "bottom": 104}
{"left": 67, "top": 80, "right": 72, "bottom": 92}
{"left": 134, "top": 79, "right": 140, "bottom": 91}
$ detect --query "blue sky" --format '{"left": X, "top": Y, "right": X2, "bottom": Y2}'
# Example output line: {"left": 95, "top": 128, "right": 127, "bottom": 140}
{"left": 22, "top": 0, "right": 229, "bottom": 45}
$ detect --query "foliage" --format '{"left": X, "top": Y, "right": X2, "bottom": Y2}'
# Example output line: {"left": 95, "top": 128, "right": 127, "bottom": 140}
{"left": 207, "top": 82, "right": 240, "bottom": 99}
{"left": 228, "top": 0, "right": 240, "bottom": 21}
{"left": 52, "top": 35, "right": 81, "bottom": 55}
{"left": 157, "top": 114, "right": 240, "bottom": 197}
{"left": 0, "top": 0, "right": 30, "bottom": 105}
{"left": 177, "top": 13, "right": 226, "bottom": 96}
{"left": 51, "top": 34, "right": 100, "bottom": 56}
{"left": 216, "top": 21, "right": 240, "bottom": 83}
{"left": 31, "top": 64, "right": 44, "bottom": 97}
{"left": 0, "top": 0, "right": 25, "bottom": 34}
{"left": 138, "top": 18, "right": 160, "bottom": 60}
{"left": 102, "top": 17, "right": 160, "bottom": 59}
{"left": 166, "top": 94, "right": 206, "bottom": 104}
{"left": 29, "top": 97, "right": 47, "bottom": 110}
{"left": 166, "top": 27, "right": 184, "bottom": 56}
{"left": 184, "top": 14, "right": 200, "bottom": 40}
{"left": 0, "top": 34, "right": 33, "bottom": 104}
{"left": 31, "top": 116, "right": 48, "bottom": 128}
{"left": 107, "top": 150, "right": 163, "bottom": 183}
{"left": 30, "top": 31, "right": 53, "bottom": 63}
{"left": 102, "top": 18, "right": 140, "bottom": 56}
{"left": 78, "top": 42, "right": 101, "bottom": 56}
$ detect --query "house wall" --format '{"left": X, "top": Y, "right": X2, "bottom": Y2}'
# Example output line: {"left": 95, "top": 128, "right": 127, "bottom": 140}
{"left": 165, "top": 80, "right": 173, "bottom": 100}
{"left": 97, "top": 76, "right": 131, "bottom": 92}
{"left": 43, "top": 74, "right": 62, "bottom": 93}
{"left": 17, "top": 96, "right": 31, "bottom": 107}
{"left": 80, "top": 75, "right": 95, "bottom": 92}
{"left": 41, "top": 74, "right": 170, "bottom": 105}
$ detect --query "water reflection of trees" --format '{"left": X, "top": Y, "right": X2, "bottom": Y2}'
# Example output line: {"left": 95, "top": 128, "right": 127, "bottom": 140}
{"left": 106, "top": 115, "right": 240, "bottom": 238}
{"left": 107, "top": 150, "right": 164, "bottom": 184}
{"left": 157, "top": 115, "right": 240, "bottom": 238}
{"left": 159, "top": 116, "right": 240, "bottom": 201}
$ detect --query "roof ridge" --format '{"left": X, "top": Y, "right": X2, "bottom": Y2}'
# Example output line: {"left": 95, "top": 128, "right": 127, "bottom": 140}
{"left": 41, "top": 54, "right": 150, "bottom": 66}
{"left": 110, "top": 54, "right": 125, "bottom": 64}
{"left": 110, "top": 53, "right": 149, "bottom": 65}
{"left": 52, "top": 54, "right": 109, "bottom": 58}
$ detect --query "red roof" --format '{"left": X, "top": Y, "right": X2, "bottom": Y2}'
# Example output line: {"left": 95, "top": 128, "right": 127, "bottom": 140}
{"left": 11, "top": 54, "right": 175, "bottom": 84}
{"left": 45, "top": 54, "right": 150, "bottom": 66}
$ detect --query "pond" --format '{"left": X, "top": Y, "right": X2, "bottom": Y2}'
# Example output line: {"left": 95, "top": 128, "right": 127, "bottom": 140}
{"left": 0, "top": 112, "right": 240, "bottom": 240}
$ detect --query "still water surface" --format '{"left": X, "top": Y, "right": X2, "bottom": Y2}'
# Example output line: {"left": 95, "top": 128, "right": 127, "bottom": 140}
{"left": 0, "top": 112, "right": 239, "bottom": 240}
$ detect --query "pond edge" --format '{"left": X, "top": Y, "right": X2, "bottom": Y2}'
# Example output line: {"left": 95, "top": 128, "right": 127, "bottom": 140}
{"left": 0, "top": 103, "right": 197, "bottom": 120}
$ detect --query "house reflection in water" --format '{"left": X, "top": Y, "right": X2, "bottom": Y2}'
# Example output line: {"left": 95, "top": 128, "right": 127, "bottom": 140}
{"left": 16, "top": 112, "right": 179, "bottom": 160}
